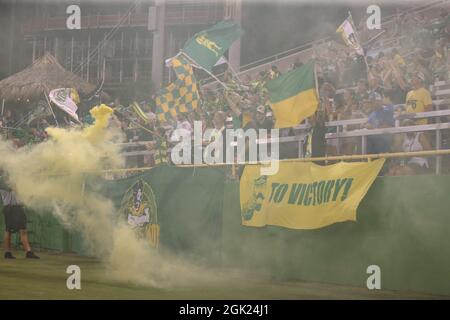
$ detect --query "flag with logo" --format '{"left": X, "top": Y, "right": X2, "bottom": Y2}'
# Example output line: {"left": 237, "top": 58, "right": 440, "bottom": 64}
{"left": 181, "top": 20, "right": 243, "bottom": 72}
{"left": 155, "top": 55, "right": 200, "bottom": 122}
{"left": 265, "top": 60, "right": 318, "bottom": 128}
{"left": 336, "top": 16, "right": 364, "bottom": 56}
{"left": 240, "top": 159, "right": 385, "bottom": 230}
{"left": 48, "top": 88, "right": 80, "bottom": 122}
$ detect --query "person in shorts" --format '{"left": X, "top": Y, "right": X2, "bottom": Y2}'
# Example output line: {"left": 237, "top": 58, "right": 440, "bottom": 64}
{"left": 1, "top": 182, "right": 39, "bottom": 259}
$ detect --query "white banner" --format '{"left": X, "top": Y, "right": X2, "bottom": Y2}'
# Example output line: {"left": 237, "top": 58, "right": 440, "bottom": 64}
{"left": 336, "top": 19, "right": 364, "bottom": 56}
{"left": 49, "top": 88, "right": 80, "bottom": 122}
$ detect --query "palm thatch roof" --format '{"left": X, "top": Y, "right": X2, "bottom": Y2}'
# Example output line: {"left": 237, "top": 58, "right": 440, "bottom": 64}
{"left": 0, "top": 52, "right": 98, "bottom": 103}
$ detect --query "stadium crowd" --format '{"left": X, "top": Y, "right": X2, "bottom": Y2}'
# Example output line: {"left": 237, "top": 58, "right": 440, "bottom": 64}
{"left": 1, "top": 7, "right": 450, "bottom": 176}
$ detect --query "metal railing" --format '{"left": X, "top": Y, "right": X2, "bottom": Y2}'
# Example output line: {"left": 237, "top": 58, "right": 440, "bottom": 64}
{"left": 120, "top": 109, "right": 450, "bottom": 174}
{"left": 111, "top": 149, "right": 450, "bottom": 172}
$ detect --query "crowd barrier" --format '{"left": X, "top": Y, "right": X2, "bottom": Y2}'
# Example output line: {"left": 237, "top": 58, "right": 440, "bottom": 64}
{"left": 121, "top": 109, "right": 450, "bottom": 174}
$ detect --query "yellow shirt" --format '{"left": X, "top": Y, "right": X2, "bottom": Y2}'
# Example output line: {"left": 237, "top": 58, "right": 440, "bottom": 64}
{"left": 405, "top": 87, "right": 432, "bottom": 125}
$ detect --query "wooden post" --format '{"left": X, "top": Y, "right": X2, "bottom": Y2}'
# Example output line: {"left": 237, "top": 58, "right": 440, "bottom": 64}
{"left": 120, "top": 31, "right": 124, "bottom": 83}
{"left": 436, "top": 128, "right": 442, "bottom": 175}
{"left": 151, "top": 0, "right": 166, "bottom": 90}
{"left": 32, "top": 37, "right": 36, "bottom": 62}
{"left": 231, "top": 163, "right": 236, "bottom": 179}
{"left": 7, "top": 0, "right": 16, "bottom": 75}
{"left": 87, "top": 34, "right": 91, "bottom": 81}
{"left": 102, "top": 58, "right": 106, "bottom": 84}
{"left": 97, "top": 35, "right": 102, "bottom": 80}
{"left": 227, "top": 0, "right": 242, "bottom": 72}
{"left": 80, "top": 42, "right": 84, "bottom": 79}
{"left": 70, "top": 36, "right": 74, "bottom": 72}
{"left": 134, "top": 30, "right": 139, "bottom": 82}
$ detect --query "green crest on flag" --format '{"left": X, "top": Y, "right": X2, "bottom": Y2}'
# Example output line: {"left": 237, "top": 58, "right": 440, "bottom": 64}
{"left": 120, "top": 179, "right": 160, "bottom": 248}
{"left": 241, "top": 175, "right": 267, "bottom": 221}
{"left": 181, "top": 20, "right": 243, "bottom": 72}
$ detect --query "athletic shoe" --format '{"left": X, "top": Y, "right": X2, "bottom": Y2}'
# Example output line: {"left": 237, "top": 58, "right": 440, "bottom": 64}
{"left": 4, "top": 252, "right": 16, "bottom": 259}
{"left": 25, "top": 251, "right": 40, "bottom": 259}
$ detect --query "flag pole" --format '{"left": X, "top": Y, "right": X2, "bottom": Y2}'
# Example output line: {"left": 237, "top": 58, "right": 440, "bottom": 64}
{"left": 113, "top": 108, "right": 162, "bottom": 138}
{"left": 223, "top": 56, "right": 242, "bottom": 83}
{"left": 347, "top": 11, "right": 371, "bottom": 78}
{"left": 180, "top": 52, "right": 231, "bottom": 91}
{"left": 313, "top": 61, "right": 321, "bottom": 111}
{"left": 42, "top": 86, "right": 60, "bottom": 127}
{"left": 165, "top": 52, "right": 182, "bottom": 84}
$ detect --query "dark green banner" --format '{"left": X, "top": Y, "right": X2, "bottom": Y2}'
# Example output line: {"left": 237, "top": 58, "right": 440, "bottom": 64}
{"left": 96, "top": 166, "right": 226, "bottom": 261}
{"left": 182, "top": 20, "right": 243, "bottom": 71}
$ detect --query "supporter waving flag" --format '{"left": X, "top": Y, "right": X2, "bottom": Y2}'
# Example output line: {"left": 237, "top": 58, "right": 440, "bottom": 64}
{"left": 336, "top": 15, "right": 364, "bottom": 56}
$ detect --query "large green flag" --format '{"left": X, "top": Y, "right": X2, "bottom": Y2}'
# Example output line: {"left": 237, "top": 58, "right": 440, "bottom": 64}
{"left": 181, "top": 20, "right": 243, "bottom": 72}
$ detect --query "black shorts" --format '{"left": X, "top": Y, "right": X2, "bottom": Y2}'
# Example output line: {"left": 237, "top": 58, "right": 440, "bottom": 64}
{"left": 3, "top": 205, "right": 27, "bottom": 233}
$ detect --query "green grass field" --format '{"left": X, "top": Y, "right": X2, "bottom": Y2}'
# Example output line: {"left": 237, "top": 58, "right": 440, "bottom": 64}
{"left": 0, "top": 250, "right": 448, "bottom": 300}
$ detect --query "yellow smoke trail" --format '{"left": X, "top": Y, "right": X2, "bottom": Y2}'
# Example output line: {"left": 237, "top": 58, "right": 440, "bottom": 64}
{"left": 0, "top": 104, "right": 222, "bottom": 288}
{"left": 0, "top": 104, "right": 121, "bottom": 257}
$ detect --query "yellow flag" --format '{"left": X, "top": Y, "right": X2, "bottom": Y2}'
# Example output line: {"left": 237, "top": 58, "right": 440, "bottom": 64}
{"left": 240, "top": 159, "right": 385, "bottom": 230}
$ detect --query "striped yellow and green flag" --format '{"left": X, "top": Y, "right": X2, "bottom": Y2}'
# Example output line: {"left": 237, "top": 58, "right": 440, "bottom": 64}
{"left": 131, "top": 102, "right": 149, "bottom": 123}
{"left": 265, "top": 61, "right": 318, "bottom": 128}
{"left": 155, "top": 55, "right": 199, "bottom": 122}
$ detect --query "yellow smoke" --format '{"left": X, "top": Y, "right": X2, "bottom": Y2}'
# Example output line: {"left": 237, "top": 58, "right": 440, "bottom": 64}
{"left": 0, "top": 104, "right": 222, "bottom": 288}
{"left": 0, "top": 104, "right": 122, "bottom": 257}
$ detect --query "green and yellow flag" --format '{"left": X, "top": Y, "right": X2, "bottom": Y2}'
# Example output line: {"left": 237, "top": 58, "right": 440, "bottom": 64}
{"left": 131, "top": 102, "right": 149, "bottom": 123}
{"left": 240, "top": 159, "right": 384, "bottom": 230}
{"left": 155, "top": 55, "right": 199, "bottom": 122}
{"left": 182, "top": 21, "right": 243, "bottom": 72}
{"left": 265, "top": 60, "right": 318, "bottom": 128}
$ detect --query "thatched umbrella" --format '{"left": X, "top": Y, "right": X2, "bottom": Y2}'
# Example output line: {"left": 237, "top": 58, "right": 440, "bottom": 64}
{"left": 0, "top": 52, "right": 99, "bottom": 103}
